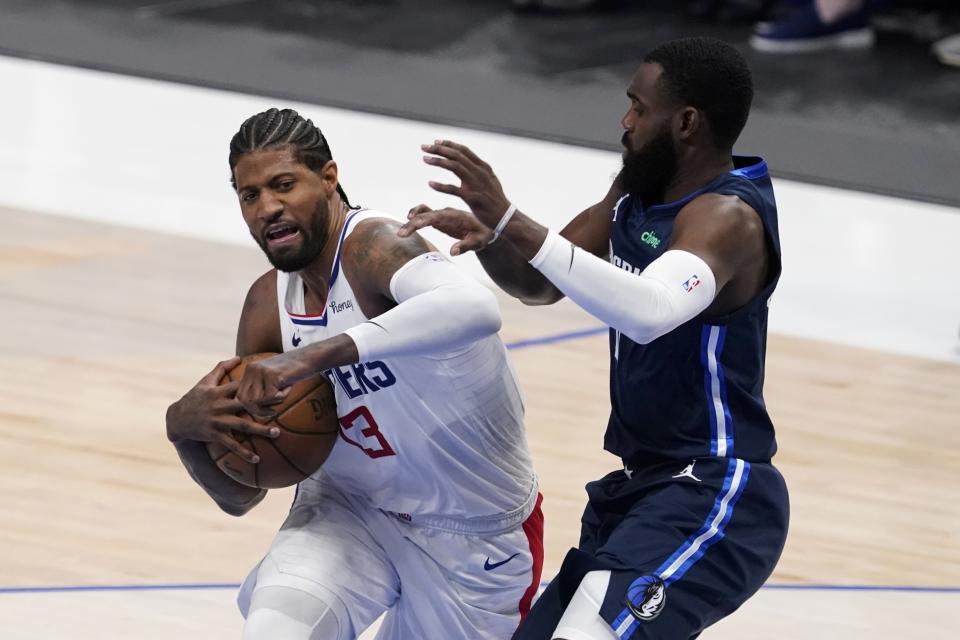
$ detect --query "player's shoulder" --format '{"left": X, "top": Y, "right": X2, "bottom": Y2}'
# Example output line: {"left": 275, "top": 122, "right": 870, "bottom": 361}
{"left": 245, "top": 268, "right": 279, "bottom": 303}
{"left": 241, "top": 268, "right": 280, "bottom": 319}
{"left": 341, "top": 215, "right": 433, "bottom": 273}
{"left": 238, "top": 268, "right": 282, "bottom": 355}
{"left": 344, "top": 215, "right": 405, "bottom": 249}
{"left": 339, "top": 212, "right": 435, "bottom": 301}
{"left": 678, "top": 191, "right": 762, "bottom": 238}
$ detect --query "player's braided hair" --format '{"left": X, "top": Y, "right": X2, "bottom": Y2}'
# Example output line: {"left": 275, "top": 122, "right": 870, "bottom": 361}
{"left": 229, "top": 108, "right": 352, "bottom": 207}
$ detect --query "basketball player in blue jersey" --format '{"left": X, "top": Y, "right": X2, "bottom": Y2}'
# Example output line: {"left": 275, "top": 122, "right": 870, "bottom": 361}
{"left": 400, "top": 37, "right": 790, "bottom": 639}
{"left": 165, "top": 108, "right": 544, "bottom": 639}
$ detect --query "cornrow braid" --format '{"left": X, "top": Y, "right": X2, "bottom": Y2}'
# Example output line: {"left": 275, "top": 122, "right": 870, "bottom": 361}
{"left": 229, "top": 108, "right": 353, "bottom": 207}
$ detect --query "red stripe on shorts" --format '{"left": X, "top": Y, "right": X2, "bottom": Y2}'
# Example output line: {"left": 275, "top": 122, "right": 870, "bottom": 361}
{"left": 518, "top": 492, "right": 544, "bottom": 620}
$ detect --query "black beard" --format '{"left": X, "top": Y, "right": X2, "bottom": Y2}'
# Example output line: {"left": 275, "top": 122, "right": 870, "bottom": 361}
{"left": 621, "top": 126, "right": 678, "bottom": 206}
{"left": 255, "top": 200, "right": 330, "bottom": 273}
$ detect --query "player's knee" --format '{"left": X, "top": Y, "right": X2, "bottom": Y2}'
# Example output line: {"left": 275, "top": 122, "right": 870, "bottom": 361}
{"left": 578, "top": 570, "right": 611, "bottom": 599}
{"left": 242, "top": 585, "right": 348, "bottom": 640}
{"left": 243, "top": 606, "right": 309, "bottom": 640}
{"left": 551, "top": 571, "right": 618, "bottom": 640}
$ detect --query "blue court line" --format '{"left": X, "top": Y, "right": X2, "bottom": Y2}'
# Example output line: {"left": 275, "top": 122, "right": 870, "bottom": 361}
{"left": 505, "top": 326, "right": 607, "bottom": 351}
{"left": 762, "top": 584, "right": 960, "bottom": 593}
{"left": 0, "top": 583, "right": 240, "bottom": 594}
{"left": 3, "top": 327, "right": 955, "bottom": 600}
{"left": 2, "top": 582, "right": 959, "bottom": 595}
{"left": 0, "top": 329, "right": 607, "bottom": 593}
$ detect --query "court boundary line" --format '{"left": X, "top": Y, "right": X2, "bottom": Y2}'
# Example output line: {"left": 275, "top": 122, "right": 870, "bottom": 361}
{"left": 505, "top": 327, "right": 607, "bottom": 351}
{"left": 2, "top": 582, "right": 958, "bottom": 595}
{"left": 4, "top": 327, "right": 956, "bottom": 599}
{"left": 0, "top": 51, "right": 956, "bottom": 209}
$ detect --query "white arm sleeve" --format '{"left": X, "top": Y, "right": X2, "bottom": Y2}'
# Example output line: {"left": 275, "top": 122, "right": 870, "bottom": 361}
{"left": 344, "top": 252, "right": 502, "bottom": 360}
{"left": 530, "top": 231, "right": 717, "bottom": 345}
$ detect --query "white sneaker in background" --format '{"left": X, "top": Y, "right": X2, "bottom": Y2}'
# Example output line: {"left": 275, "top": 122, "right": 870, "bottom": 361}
{"left": 932, "top": 33, "right": 960, "bottom": 68}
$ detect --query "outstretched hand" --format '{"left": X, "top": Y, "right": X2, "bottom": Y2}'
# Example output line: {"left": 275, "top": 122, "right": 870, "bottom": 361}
{"left": 421, "top": 140, "right": 512, "bottom": 228}
{"left": 399, "top": 204, "right": 495, "bottom": 255}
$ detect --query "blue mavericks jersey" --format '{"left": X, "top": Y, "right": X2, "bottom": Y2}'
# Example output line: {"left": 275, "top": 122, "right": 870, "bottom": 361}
{"left": 606, "top": 156, "right": 782, "bottom": 464}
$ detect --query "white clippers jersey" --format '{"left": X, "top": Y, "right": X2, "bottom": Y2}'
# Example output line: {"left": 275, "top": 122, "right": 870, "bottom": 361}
{"left": 276, "top": 209, "right": 537, "bottom": 526}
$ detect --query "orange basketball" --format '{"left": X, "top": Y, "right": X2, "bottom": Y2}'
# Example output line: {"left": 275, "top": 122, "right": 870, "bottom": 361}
{"left": 206, "top": 353, "right": 339, "bottom": 489}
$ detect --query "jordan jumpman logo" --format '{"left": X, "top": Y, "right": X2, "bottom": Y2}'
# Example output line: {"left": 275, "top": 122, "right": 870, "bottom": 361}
{"left": 672, "top": 460, "right": 702, "bottom": 482}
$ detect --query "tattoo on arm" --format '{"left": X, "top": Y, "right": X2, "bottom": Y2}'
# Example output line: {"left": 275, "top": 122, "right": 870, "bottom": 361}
{"left": 343, "top": 218, "right": 431, "bottom": 301}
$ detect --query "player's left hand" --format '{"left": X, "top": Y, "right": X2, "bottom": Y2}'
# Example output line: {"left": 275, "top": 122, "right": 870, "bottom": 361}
{"left": 421, "top": 140, "right": 511, "bottom": 229}
{"left": 399, "top": 204, "right": 494, "bottom": 255}
{"left": 236, "top": 351, "right": 315, "bottom": 418}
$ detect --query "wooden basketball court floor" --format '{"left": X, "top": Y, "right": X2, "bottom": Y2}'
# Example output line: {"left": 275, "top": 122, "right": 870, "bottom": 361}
{"left": 0, "top": 56, "right": 958, "bottom": 638}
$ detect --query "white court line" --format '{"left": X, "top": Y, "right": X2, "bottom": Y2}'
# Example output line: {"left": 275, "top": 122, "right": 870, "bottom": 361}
{"left": 1, "top": 55, "right": 958, "bottom": 363}
{"left": 0, "top": 587, "right": 953, "bottom": 639}
{"left": 134, "top": 0, "right": 253, "bottom": 19}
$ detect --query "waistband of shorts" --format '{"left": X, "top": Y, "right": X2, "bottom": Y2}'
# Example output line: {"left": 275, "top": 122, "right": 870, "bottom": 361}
{"left": 383, "top": 476, "right": 540, "bottom": 535}
{"left": 621, "top": 455, "right": 774, "bottom": 478}
{"left": 621, "top": 455, "right": 686, "bottom": 477}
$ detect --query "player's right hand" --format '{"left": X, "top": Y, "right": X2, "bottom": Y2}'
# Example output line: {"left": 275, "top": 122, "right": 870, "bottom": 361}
{"left": 399, "top": 205, "right": 494, "bottom": 255}
{"left": 165, "top": 357, "right": 280, "bottom": 464}
{"left": 420, "top": 140, "right": 512, "bottom": 230}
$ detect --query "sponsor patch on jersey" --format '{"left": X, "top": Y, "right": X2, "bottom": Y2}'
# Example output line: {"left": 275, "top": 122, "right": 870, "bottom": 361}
{"left": 682, "top": 275, "right": 701, "bottom": 293}
{"left": 625, "top": 575, "right": 666, "bottom": 622}
{"left": 328, "top": 299, "right": 354, "bottom": 314}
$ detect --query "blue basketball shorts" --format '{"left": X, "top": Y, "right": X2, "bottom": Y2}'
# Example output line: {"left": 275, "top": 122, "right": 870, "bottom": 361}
{"left": 514, "top": 456, "right": 789, "bottom": 640}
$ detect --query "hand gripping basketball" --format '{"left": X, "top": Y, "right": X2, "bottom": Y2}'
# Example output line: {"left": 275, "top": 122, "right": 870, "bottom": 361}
{"left": 206, "top": 353, "right": 340, "bottom": 489}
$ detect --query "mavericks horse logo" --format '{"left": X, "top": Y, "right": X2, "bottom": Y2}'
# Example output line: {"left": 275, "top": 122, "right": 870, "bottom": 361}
{"left": 625, "top": 575, "right": 666, "bottom": 621}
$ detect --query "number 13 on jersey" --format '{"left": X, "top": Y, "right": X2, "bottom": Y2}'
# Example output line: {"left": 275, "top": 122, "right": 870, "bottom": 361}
{"left": 338, "top": 406, "right": 396, "bottom": 459}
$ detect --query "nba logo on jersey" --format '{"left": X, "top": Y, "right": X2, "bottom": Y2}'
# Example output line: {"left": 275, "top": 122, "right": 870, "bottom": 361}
{"left": 682, "top": 275, "right": 701, "bottom": 292}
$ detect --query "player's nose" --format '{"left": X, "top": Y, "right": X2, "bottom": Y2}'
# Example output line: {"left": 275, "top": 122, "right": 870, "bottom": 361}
{"left": 257, "top": 191, "right": 284, "bottom": 221}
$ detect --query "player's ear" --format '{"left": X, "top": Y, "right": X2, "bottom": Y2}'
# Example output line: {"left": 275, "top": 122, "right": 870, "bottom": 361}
{"left": 676, "top": 107, "right": 700, "bottom": 142}
{"left": 318, "top": 160, "right": 339, "bottom": 194}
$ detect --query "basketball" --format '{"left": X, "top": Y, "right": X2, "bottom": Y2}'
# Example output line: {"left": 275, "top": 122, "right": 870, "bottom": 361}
{"left": 206, "top": 353, "right": 339, "bottom": 489}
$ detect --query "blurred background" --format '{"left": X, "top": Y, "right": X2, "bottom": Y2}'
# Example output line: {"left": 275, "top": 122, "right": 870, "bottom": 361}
{"left": 2, "top": 0, "right": 959, "bottom": 204}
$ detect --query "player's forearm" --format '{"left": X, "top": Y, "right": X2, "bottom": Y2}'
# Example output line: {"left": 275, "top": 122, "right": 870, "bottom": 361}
{"left": 476, "top": 210, "right": 569, "bottom": 305}
{"left": 476, "top": 238, "right": 564, "bottom": 306}
{"left": 347, "top": 284, "right": 500, "bottom": 360}
{"left": 345, "top": 252, "right": 502, "bottom": 360}
{"left": 173, "top": 440, "right": 266, "bottom": 516}
{"left": 296, "top": 333, "right": 361, "bottom": 374}
{"left": 529, "top": 233, "right": 717, "bottom": 345}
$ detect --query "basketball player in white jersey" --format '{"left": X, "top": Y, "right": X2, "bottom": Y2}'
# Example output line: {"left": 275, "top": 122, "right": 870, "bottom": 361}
{"left": 165, "top": 108, "right": 543, "bottom": 640}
